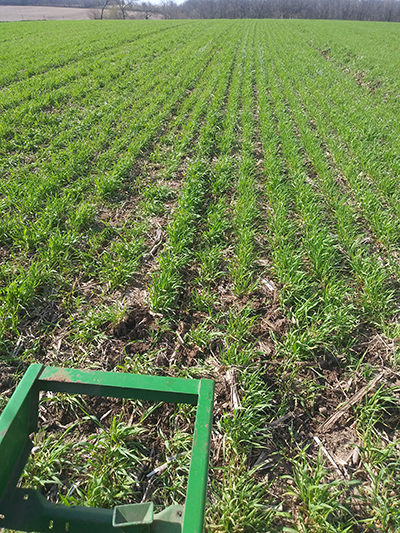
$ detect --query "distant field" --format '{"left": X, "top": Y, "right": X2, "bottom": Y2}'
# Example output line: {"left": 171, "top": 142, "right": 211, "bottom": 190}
{"left": 1, "top": 19, "right": 400, "bottom": 532}
{"left": 0, "top": 5, "right": 93, "bottom": 21}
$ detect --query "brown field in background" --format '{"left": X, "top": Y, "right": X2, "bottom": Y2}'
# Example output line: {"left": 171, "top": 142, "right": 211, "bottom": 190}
{"left": 0, "top": 5, "right": 164, "bottom": 20}
{"left": 0, "top": 5, "right": 93, "bottom": 20}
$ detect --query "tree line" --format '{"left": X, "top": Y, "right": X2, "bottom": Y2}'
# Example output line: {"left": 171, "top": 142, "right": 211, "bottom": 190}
{"left": 1, "top": 0, "right": 399, "bottom": 22}
{"left": 161, "top": 0, "right": 400, "bottom": 22}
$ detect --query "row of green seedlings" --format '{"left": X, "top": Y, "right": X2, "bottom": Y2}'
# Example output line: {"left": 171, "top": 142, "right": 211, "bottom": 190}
{"left": 0, "top": 35, "right": 232, "bottom": 361}
{"left": 283, "top": 25, "right": 400, "bottom": 255}
{"left": 229, "top": 37, "right": 259, "bottom": 298}
{"left": 293, "top": 25, "right": 400, "bottom": 317}
{"left": 172, "top": 24, "right": 281, "bottom": 531}
{"left": 146, "top": 25, "right": 237, "bottom": 184}
{"left": 88, "top": 34, "right": 233, "bottom": 295}
{"left": 0, "top": 21, "right": 216, "bottom": 174}
{"left": 149, "top": 31, "right": 240, "bottom": 313}
{"left": 189, "top": 15, "right": 251, "bottom": 302}
{"left": 21, "top": 26, "right": 249, "bottom": 517}
{"left": 0, "top": 24, "right": 235, "bottom": 352}
{"left": 267, "top": 25, "right": 398, "bottom": 334}
{"left": 95, "top": 25, "right": 240, "bottom": 304}
{"left": 2, "top": 22, "right": 225, "bottom": 241}
{"left": 258, "top": 30, "right": 359, "bottom": 362}
{"left": 0, "top": 22, "right": 180, "bottom": 111}
{"left": 301, "top": 18, "right": 400, "bottom": 96}
{"left": 0, "top": 19, "right": 188, "bottom": 87}
{"left": 208, "top": 27, "right": 280, "bottom": 532}
{"left": 257, "top": 22, "right": 400, "bottom": 532}
{"left": 189, "top": 26, "right": 247, "bottom": 314}
{"left": 185, "top": 24, "right": 255, "bottom": 313}
{"left": 254, "top": 27, "right": 359, "bottom": 533}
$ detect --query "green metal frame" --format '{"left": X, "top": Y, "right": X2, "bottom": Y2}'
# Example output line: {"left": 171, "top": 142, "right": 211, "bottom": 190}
{"left": 0, "top": 364, "right": 214, "bottom": 533}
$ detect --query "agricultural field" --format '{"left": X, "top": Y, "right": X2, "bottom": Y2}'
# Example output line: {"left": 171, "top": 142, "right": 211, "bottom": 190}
{"left": 0, "top": 6, "right": 93, "bottom": 23}
{"left": 1, "top": 18, "right": 400, "bottom": 532}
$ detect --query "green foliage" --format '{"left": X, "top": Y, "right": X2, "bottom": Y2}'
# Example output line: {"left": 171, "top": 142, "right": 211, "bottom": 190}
{"left": 2, "top": 18, "right": 400, "bottom": 533}
{"left": 23, "top": 414, "right": 147, "bottom": 508}
{"left": 283, "top": 451, "right": 359, "bottom": 532}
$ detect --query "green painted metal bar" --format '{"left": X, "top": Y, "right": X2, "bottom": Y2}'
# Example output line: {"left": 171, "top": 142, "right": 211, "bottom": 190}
{"left": 183, "top": 378, "right": 215, "bottom": 533}
{"left": 3, "top": 489, "right": 184, "bottom": 533}
{"left": 0, "top": 365, "right": 214, "bottom": 533}
{"left": 0, "top": 364, "right": 42, "bottom": 502}
{"left": 3, "top": 488, "right": 115, "bottom": 533}
{"left": 38, "top": 367, "right": 200, "bottom": 405}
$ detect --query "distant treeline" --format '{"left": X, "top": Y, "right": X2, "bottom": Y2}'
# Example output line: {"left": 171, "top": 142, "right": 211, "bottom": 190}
{"left": 164, "top": 0, "right": 400, "bottom": 22}
{"left": 1, "top": 0, "right": 399, "bottom": 22}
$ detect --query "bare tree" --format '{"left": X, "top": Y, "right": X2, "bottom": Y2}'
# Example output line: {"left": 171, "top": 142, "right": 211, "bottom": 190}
{"left": 160, "top": 0, "right": 181, "bottom": 18}
{"left": 89, "top": 0, "right": 400, "bottom": 22}
{"left": 384, "top": 0, "right": 396, "bottom": 20}
{"left": 100, "top": 0, "right": 111, "bottom": 19}
{"left": 177, "top": 0, "right": 400, "bottom": 21}
{"left": 100, "top": 0, "right": 132, "bottom": 19}
{"left": 116, "top": 0, "right": 130, "bottom": 18}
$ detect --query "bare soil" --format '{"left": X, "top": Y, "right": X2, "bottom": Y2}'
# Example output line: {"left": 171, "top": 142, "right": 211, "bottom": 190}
{"left": 0, "top": 6, "right": 164, "bottom": 21}
{"left": 0, "top": 5, "right": 93, "bottom": 21}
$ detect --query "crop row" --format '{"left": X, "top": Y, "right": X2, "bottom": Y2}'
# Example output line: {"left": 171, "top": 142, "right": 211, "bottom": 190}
{"left": 0, "top": 21, "right": 237, "bottom": 350}
{"left": 1, "top": 19, "right": 399, "bottom": 533}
